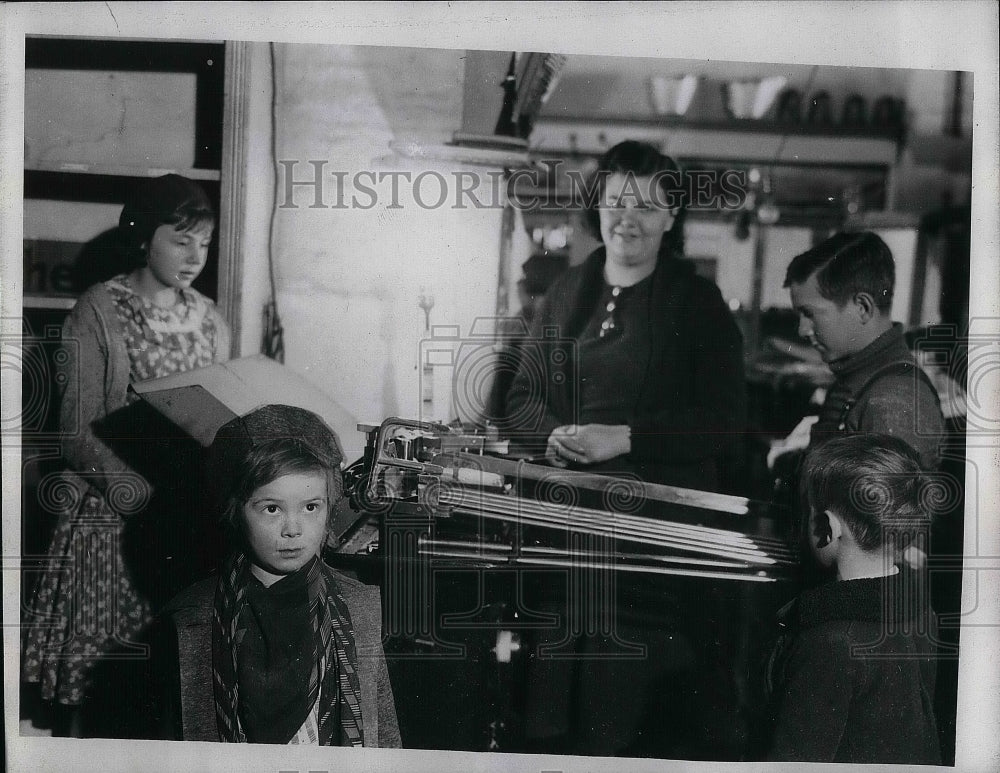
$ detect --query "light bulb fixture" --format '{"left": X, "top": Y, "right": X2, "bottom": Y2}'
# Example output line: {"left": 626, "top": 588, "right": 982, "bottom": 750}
{"left": 756, "top": 174, "right": 781, "bottom": 225}
{"left": 756, "top": 199, "right": 781, "bottom": 225}
{"left": 752, "top": 76, "right": 788, "bottom": 119}
{"left": 724, "top": 76, "right": 788, "bottom": 119}
{"left": 650, "top": 74, "right": 700, "bottom": 116}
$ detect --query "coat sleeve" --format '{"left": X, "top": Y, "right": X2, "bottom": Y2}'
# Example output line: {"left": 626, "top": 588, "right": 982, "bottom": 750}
{"left": 629, "top": 283, "right": 747, "bottom": 464}
{"left": 501, "top": 293, "right": 566, "bottom": 453}
{"left": 375, "top": 642, "right": 402, "bottom": 748}
{"left": 767, "top": 625, "right": 857, "bottom": 762}
{"left": 856, "top": 371, "right": 944, "bottom": 470}
{"left": 58, "top": 288, "right": 133, "bottom": 493}
{"left": 340, "top": 576, "right": 402, "bottom": 748}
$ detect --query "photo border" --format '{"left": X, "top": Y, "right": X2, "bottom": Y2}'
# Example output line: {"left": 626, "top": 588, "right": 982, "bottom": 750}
{"left": 3, "top": 3, "right": 997, "bottom": 772}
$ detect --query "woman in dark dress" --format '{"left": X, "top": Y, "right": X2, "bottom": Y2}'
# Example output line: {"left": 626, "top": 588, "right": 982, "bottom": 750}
{"left": 505, "top": 141, "right": 745, "bottom": 491}
{"left": 503, "top": 141, "right": 748, "bottom": 756}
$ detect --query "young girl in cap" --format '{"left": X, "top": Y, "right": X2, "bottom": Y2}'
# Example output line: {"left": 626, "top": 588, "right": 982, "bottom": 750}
{"left": 160, "top": 404, "right": 400, "bottom": 747}
{"left": 22, "top": 175, "right": 230, "bottom": 734}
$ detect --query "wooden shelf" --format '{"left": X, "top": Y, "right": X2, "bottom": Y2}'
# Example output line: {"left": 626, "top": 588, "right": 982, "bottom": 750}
{"left": 25, "top": 162, "right": 220, "bottom": 181}
{"left": 24, "top": 169, "right": 221, "bottom": 206}
{"left": 532, "top": 117, "right": 900, "bottom": 166}
{"left": 536, "top": 113, "right": 902, "bottom": 140}
{"left": 23, "top": 295, "right": 77, "bottom": 310}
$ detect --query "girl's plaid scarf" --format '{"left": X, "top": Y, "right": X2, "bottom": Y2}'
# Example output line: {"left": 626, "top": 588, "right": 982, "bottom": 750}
{"left": 211, "top": 552, "right": 365, "bottom": 745}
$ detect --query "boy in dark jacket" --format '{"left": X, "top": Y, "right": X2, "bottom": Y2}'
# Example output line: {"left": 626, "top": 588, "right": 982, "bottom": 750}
{"left": 766, "top": 433, "right": 941, "bottom": 764}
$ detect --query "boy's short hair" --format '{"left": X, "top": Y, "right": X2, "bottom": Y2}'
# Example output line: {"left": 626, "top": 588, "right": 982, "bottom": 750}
{"left": 800, "top": 433, "right": 930, "bottom": 552}
{"left": 206, "top": 405, "right": 344, "bottom": 529}
{"left": 784, "top": 231, "right": 895, "bottom": 312}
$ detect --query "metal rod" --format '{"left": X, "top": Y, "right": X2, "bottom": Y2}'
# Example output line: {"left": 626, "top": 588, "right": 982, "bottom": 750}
{"left": 437, "top": 452, "right": 753, "bottom": 515}
{"left": 418, "top": 546, "right": 778, "bottom": 583}
{"left": 439, "top": 488, "right": 795, "bottom": 560}
{"left": 447, "top": 504, "right": 786, "bottom": 566}
{"left": 419, "top": 538, "right": 779, "bottom": 570}
{"left": 444, "top": 486, "right": 789, "bottom": 549}
{"left": 376, "top": 454, "right": 445, "bottom": 474}
{"left": 442, "top": 498, "right": 793, "bottom": 562}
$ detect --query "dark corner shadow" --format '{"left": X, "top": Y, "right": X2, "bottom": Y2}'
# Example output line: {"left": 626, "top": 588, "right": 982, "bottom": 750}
{"left": 71, "top": 226, "right": 133, "bottom": 293}
{"left": 93, "top": 401, "right": 227, "bottom": 609}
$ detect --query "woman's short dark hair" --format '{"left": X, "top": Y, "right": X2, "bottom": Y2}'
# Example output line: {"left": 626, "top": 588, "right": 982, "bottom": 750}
{"left": 783, "top": 231, "right": 895, "bottom": 312}
{"left": 581, "top": 140, "right": 687, "bottom": 256}
{"left": 800, "top": 433, "right": 931, "bottom": 552}
{"left": 118, "top": 174, "right": 215, "bottom": 268}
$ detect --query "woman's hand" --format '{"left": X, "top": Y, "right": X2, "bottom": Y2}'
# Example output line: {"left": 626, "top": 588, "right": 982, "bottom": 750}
{"left": 546, "top": 424, "right": 631, "bottom": 467}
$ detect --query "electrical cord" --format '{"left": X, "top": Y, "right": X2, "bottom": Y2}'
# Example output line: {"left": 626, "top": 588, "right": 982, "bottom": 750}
{"left": 263, "top": 41, "right": 285, "bottom": 362}
{"left": 769, "top": 64, "right": 820, "bottom": 177}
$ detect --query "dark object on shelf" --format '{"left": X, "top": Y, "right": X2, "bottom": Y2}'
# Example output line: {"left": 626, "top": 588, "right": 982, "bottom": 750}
{"left": 806, "top": 91, "right": 833, "bottom": 127}
{"left": 494, "top": 52, "right": 566, "bottom": 140}
{"left": 71, "top": 227, "right": 132, "bottom": 292}
{"left": 521, "top": 252, "right": 569, "bottom": 295}
{"left": 774, "top": 89, "right": 802, "bottom": 125}
{"left": 871, "top": 95, "right": 905, "bottom": 131}
{"left": 841, "top": 94, "right": 868, "bottom": 129}
{"left": 734, "top": 209, "right": 753, "bottom": 241}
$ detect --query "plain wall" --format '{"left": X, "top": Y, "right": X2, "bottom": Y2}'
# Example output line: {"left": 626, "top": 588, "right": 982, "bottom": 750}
{"left": 239, "top": 43, "right": 507, "bottom": 460}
